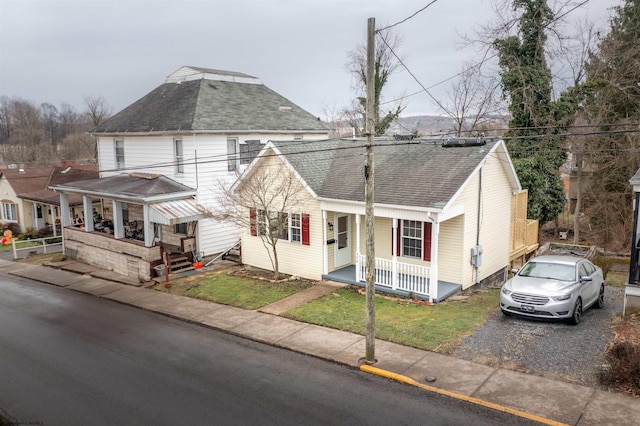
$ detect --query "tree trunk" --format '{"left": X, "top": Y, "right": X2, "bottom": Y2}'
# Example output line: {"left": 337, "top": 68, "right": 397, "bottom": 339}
{"left": 573, "top": 150, "right": 583, "bottom": 244}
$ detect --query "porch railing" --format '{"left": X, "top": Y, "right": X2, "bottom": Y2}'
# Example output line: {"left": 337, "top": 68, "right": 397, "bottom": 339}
{"left": 356, "top": 253, "right": 431, "bottom": 298}
{"left": 12, "top": 236, "right": 63, "bottom": 260}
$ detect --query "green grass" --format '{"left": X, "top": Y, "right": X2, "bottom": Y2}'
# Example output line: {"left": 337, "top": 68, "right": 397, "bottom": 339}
{"left": 154, "top": 272, "right": 313, "bottom": 310}
{"left": 285, "top": 287, "right": 500, "bottom": 354}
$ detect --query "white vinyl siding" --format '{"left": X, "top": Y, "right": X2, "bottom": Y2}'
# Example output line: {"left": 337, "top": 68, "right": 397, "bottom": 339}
{"left": 95, "top": 132, "right": 328, "bottom": 256}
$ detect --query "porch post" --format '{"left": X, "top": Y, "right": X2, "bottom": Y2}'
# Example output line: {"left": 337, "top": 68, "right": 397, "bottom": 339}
{"left": 143, "top": 204, "right": 154, "bottom": 247}
{"left": 83, "top": 195, "right": 94, "bottom": 232}
{"left": 355, "top": 214, "right": 361, "bottom": 281}
{"left": 59, "top": 193, "right": 71, "bottom": 227}
{"left": 430, "top": 220, "right": 440, "bottom": 303}
{"left": 50, "top": 204, "right": 57, "bottom": 237}
{"left": 112, "top": 200, "right": 124, "bottom": 239}
{"left": 322, "top": 210, "right": 328, "bottom": 275}
{"left": 392, "top": 218, "right": 398, "bottom": 291}
{"left": 31, "top": 203, "right": 38, "bottom": 229}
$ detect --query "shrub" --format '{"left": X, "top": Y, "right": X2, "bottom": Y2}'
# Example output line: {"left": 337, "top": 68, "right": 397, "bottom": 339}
{"left": 600, "top": 341, "right": 640, "bottom": 392}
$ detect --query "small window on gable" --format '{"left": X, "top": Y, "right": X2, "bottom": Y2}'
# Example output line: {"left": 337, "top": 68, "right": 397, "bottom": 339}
{"left": 114, "top": 139, "right": 125, "bottom": 170}
{"left": 174, "top": 139, "right": 184, "bottom": 174}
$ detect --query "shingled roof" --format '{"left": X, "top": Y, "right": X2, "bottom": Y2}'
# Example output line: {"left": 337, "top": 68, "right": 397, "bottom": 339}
{"left": 49, "top": 172, "right": 196, "bottom": 202}
{"left": 91, "top": 66, "right": 331, "bottom": 134}
{"left": 269, "top": 138, "right": 516, "bottom": 209}
{"left": 1, "top": 164, "right": 98, "bottom": 206}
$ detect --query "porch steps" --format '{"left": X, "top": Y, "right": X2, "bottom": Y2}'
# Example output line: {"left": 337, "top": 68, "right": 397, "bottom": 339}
{"left": 169, "top": 255, "right": 195, "bottom": 274}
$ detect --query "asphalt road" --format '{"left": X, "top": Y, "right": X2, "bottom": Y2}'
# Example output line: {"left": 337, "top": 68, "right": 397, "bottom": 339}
{"left": 0, "top": 273, "right": 541, "bottom": 426}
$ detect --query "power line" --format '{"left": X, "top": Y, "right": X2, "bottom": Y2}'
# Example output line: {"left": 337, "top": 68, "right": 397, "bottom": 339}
{"left": 375, "top": 1, "right": 439, "bottom": 33}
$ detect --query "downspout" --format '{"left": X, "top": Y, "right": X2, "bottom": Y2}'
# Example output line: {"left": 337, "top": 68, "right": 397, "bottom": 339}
{"left": 475, "top": 167, "right": 482, "bottom": 286}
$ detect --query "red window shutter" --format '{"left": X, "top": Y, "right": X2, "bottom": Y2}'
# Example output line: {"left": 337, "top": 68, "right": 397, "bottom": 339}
{"left": 302, "top": 214, "right": 310, "bottom": 245}
{"left": 423, "top": 222, "right": 432, "bottom": 261}
{"left": 250, "top": 208, "right": 257, "bottom": 236}
{"left": 395, "top": 221, "right": 401, "bottom": 256}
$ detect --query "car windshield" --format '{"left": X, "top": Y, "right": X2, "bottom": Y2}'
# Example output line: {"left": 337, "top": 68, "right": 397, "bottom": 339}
{"left": 518, "top": 261, "right": 576, "bottom": 281}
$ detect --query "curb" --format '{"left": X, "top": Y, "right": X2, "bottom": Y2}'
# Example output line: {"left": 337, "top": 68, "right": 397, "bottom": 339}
{"left": 359, "top": 364, "right": 569, "bottom": 426}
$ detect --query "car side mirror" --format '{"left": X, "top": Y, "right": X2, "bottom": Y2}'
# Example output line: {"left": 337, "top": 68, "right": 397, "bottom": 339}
{"left": 511, "top": 268, "right": 519, "bottom": 275}
{"left": 580, "top": 276, "right": 593, "bottom": 282}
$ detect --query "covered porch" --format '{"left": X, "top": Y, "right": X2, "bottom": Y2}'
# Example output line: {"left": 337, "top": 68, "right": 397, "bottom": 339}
{"left": 320, "top": 205, "right": 465, "bottom": 303}
{"left": 49, "top": 173, "right": 211, "bottom": 281}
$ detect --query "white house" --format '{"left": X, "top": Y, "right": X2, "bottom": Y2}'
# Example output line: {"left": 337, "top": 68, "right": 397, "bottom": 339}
{"left": 89, "top": 66, "right": 331, "bottom": 257}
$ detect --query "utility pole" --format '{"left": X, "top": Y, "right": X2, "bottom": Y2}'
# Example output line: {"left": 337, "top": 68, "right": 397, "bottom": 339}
{"left": 364, "top": 17, "right": 376, "bottom": 364}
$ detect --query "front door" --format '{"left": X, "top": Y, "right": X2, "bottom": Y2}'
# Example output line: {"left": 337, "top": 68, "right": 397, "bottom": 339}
{"left": 334, "top": 214, "right": 351, "bottom": 267}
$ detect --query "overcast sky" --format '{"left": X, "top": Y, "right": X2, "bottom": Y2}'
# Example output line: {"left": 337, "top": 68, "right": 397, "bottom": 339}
{"left": 0, "top": 0, "right": 620, "bottom": 119}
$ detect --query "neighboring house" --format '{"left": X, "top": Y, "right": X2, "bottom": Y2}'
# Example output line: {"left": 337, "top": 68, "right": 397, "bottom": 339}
{"left": 626, "top": 168, "right": 640, "bottom": 315}
{"left": 89, "top": 65, "right": 331, "bottom": 257}
{"left": 0, "top": 164, "right": 98, "bottom": 234}
{"left": 235, "top": 137, "right": 536, "bottom": 302}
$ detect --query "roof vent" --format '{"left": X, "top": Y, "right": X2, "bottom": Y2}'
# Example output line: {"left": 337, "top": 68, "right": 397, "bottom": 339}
{"left": 393, "top": 133, "right": 415, "bottom": 141}
{"left": 442, "top": 138, "right": 486, "bottom": 148}
{"left": 278, "top": 106, "right": 292, "bottom": 111}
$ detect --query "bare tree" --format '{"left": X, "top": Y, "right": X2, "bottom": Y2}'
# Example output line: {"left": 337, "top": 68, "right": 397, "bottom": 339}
{"left": 84, "top": 95, "right": 111, "bottom": 127}
{"left": 213, "top": 160, "right": 309, "bottom": 279}
{"left": 444, "top": 63, "right": 503, "bottom": 137}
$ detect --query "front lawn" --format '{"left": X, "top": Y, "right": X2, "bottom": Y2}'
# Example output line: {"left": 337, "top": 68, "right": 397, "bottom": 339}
{"left": 154, "top": 270, "right": 313, "bottom": 310}
{"left": 285, "top": 287, "right": 500, "bottom": 354}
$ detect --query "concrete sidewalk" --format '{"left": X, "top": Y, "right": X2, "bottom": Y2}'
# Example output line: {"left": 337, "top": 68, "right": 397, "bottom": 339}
{"left": 1, "top": 258, "right": 639, "bottom": 426}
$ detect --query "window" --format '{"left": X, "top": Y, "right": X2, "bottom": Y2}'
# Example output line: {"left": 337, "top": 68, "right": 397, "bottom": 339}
{"left": 174, "top": 139, "right": 184, "bottom": 174}
{"left": 239, "top": 140, "right": 265, "bottom": 165}
{"left": 250, "top": 209, "right": 309, "bottom": 245}
{"left": 227, "top": 137, "right": 238, "bottom": 171}
{"left": 174, "top": 223, "right": 188, "bottom": 235}
{"left": 1, "top": 202, "right": 17, "bottom": 221}
{"left": 114, "top": 139, "right": 125, "bottom": 170}
{"left": 402, "top": 220, "right": 422, "bottom": 259}
{"left": 290, "top": 213, "right": 301, "bottom": 243}
{"left": 395, "top": 220, "right": 432, "bottom": 261}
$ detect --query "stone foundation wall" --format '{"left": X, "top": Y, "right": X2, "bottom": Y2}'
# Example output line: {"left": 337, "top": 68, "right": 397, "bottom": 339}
{"left": 64, "top": 227, "right": 161, "bottom": 282}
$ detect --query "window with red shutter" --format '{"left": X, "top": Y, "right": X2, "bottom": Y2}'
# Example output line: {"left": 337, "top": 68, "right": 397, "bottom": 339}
{"left": 423, "top": 222, "right": 432, "bottom": 261}
{"left": 301, "top": 214, "right": 310, "bottom": 245}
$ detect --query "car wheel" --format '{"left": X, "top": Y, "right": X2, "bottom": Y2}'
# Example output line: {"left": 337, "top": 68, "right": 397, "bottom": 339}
{"left": 569, "top": 298, "right": 582, "bottom": 325}
{"left": 595, "top": 285, "right": 605, "bottom": 309}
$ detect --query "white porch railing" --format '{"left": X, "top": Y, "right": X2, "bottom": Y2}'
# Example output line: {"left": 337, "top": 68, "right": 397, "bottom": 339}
{"left": 356, "top": 253, "right": 431, "bottom": 298}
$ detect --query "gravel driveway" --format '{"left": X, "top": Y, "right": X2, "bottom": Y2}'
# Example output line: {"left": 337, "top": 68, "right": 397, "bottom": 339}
{"left": 452, "top": 286, "right": 625, "bottom": 387}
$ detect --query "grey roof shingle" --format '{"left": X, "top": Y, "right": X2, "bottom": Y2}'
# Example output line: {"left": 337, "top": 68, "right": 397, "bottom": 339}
{"left": 50, "top": 173, "right": 195, "bottom": 201}
{"left": 272, "top": 138, "right": 500, "bottom": 209}
{"left": 92, "top": 67, "right": 330, "bottom": 134}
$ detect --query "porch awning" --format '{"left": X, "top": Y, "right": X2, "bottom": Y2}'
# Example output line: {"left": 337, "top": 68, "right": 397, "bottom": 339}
{"left": 148, "top": 199, "right": 210, "bottom": 225}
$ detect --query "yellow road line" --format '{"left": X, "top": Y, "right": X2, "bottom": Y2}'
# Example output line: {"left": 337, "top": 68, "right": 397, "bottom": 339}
{"left": 359, "top": 364, "right": 569, "bottom": 426}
